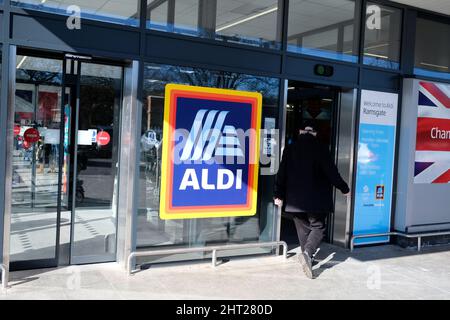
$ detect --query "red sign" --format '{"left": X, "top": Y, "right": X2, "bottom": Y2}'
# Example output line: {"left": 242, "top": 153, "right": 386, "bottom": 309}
{"left": 14, "top": 125, "right": 21, "bottom": 136}
{"left": 416, "top": 117, "right": 450, "bottom": 152}
{"left": 23, "top": 128, "right": 40, "bottom": 143}
{"left": 97, "top": 131, "right": 111, "bottom": 146}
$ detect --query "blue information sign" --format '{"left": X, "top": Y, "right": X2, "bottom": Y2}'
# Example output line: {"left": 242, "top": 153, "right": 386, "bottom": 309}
{"left": 353, "top": 90, "right": 398, "bottom": 245}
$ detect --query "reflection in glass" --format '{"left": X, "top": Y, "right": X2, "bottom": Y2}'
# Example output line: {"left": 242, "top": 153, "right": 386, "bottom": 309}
{"left": 147, "top": 0, "right": 282, "bottom": 49}
{"left": 11, "top": 0, "right": 140, "bottom": 26}
{"left": 363, "top": 3, "right": 402, "bottom": 69}
{"left": 287, "top": 0, "right": 359, "bottom": 62}
{"left": 137, "top": 63, "right": 280, "bottom": 263}
{"left": 11, "top": 56, "right": 63, "bottom": 263}
{"left": 70, "top": 63, "right": 122, "bottom": 263}
{"left": 414, "top": 18, "right": 450, "bottom": 80}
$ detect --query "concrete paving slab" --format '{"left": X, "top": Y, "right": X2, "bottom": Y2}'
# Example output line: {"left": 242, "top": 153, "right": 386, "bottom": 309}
{"left": 1, "top": 244, "right": 449, "bottom": 300}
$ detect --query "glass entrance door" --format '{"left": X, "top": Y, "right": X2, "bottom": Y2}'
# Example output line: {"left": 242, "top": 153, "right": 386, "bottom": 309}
{"left": 281, "top": 82, "right": 339, "bottom": 248}
{"left": 67, "top": 59, "right": 123, "bottom": 264}
{"left": 10, "top": 51, "right": 123, "bottom": 270}
{"left": 10, "top": 54, "right": 64, "bottom": 270}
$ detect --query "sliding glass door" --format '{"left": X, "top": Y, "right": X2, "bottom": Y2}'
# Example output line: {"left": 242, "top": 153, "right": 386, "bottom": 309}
{"left": 9, "top": 50, "right": 123, "bottom": 270}
{"left": 10, "top": 55, "right": 63, "bottom": 270}
{"left": 69, "top": 61, "right": 123, "bottom": 264}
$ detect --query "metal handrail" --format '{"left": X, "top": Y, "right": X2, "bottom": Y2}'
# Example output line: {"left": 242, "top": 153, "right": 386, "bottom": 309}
{"left": 350, "top": 230, "right": 450, "bottom": 252}
{"left": 127, "top": 241, "right": 288, "bottom": 275}
{"left": 0, "top": 264, "right": 7, "bottom": 290}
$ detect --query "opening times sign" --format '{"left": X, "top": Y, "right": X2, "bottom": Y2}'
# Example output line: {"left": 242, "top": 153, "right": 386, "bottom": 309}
{"left": 353, "top": 90, "right": 398, "bottom": 245}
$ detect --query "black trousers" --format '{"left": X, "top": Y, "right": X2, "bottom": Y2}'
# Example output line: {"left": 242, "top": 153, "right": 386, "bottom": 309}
{"left": 292, "top": 213, "right": 326, "bottom": 257}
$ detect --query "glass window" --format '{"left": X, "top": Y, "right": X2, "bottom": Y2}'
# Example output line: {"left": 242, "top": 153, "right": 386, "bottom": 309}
{"left": 415, "top": 18, "right": 450, "bottom": 80}
{"left": 287, "top": 0, "right": 359, "bottom": 63}
{"left": 137, "top": 63, "right": 280, "bottom": 264}
{"left": 147, "top": 0, "right": 282, "bottom": 49}
{"left": 11, "top": 0, "right": 140, "bottom": 27}
{"left": 363, "top": 3, "right": 402, "bottom": 69}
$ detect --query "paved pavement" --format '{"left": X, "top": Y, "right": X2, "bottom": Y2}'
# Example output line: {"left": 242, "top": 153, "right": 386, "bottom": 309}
{"left": 1, "top": 243, "right": 450, "bottom": 300}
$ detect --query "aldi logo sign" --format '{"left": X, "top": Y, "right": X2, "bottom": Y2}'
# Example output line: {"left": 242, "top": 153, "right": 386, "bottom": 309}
{"left": 160, "top": 84, "right": 262, "bottom": 219}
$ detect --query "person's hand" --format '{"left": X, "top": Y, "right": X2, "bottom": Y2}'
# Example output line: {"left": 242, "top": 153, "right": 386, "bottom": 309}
{"left": 343, "top": 192, "right": 351, "bottom": 198}
{"left": 274, "top": 198, "right": 282, "bottom": 206}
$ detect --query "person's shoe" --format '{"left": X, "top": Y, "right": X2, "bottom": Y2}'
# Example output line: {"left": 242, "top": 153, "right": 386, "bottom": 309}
{"left": 298, "top": 251, "right": 314, "bottom": 279}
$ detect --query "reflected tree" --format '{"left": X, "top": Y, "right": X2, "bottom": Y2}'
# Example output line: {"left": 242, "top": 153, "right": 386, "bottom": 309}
{"left": 143, "top": 64, "right": 280, "bottom": 106}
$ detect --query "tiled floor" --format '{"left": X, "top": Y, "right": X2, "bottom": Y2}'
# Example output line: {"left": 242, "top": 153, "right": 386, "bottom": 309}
{"left": 1, "top": 243, "right": 450, "bottom": 300}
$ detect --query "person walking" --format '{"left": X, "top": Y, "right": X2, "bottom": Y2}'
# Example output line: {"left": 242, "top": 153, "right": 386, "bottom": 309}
{"left": 274, "top": 122, "right": 350, "bottom": 279}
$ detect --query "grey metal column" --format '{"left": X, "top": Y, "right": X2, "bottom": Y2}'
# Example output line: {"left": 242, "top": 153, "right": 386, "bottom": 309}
{"left": 116, "top": 60, "right": 141, "bottom": 267}
{"left": 332, "top": 89, "right": 357, "bottom": 248}
{"left": 0, "top": 0, "right": 12, "bottom": 278}
{"left": 274, "top": 79, "right": 288, "bottom": 245}
{"left": 0, "top": 35, "right": 7, "bottom": 272}
{"left": 1, "top": 45, "right": 17, "bottom": 288}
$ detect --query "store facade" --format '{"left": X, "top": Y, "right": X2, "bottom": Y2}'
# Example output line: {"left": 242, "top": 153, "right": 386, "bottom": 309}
{"left": 0, "top": 0, "right": 449, "bottom": 273}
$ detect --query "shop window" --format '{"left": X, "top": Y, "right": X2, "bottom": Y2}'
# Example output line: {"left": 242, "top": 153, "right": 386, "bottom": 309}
{"left": 415, "top": 18, "right": 450, "bottom": 80}
{"left": 137, "top": 63, "right": 280, "bottom": 263}
{"left": 287, "top": 0, "right": 359, "bottom": 63}
{"left": 146, "top": 0, "right": 282, "bottom": 49}
{"left": 363, "top": 3, "right": 402, "bottom": 69}
{"left": 11, "top": 0, "right": 140, "bottom": 27}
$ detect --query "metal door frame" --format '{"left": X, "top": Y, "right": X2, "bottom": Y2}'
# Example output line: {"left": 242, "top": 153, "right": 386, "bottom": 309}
{"left": 62, "top": 55, "right": 82, "bottom": 266}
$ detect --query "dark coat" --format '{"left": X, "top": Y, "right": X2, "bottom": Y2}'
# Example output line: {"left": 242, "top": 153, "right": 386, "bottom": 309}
{"left": 274, "top": 133, "right": 350, "bottom": 215}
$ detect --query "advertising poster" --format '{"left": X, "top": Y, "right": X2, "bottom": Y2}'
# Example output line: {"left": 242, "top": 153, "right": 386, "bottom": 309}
{"left": 44, "top": 129, "right": 60, "bottom": 145}
{"left": 159, "top": 84, "right": 262, "bottom": 220}
{"left": 353, "top": 90, "right": 398, "bottom": 245}
{"left": 414, "top": 81, "right": 450, "bottom": 184}
{"left": 78, "top": 130, "right": 94, "bottom": 145}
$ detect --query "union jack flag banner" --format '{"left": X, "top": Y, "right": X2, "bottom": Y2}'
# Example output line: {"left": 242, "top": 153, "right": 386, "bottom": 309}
{"left": 414, "top": 81, "right": 450, "bottom": 184}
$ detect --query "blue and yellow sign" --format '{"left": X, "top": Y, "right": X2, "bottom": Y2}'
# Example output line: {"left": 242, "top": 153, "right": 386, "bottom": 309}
{"left": 160, "top": 84, "right": 262, "bottom": 220}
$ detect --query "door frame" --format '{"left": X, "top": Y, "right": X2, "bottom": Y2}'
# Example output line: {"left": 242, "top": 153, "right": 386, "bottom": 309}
{"left": 61, "top": 54, "right": 82, "bottom": 266}
{"left": 277, "top": 79, "right": 343, "bottom": 247}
